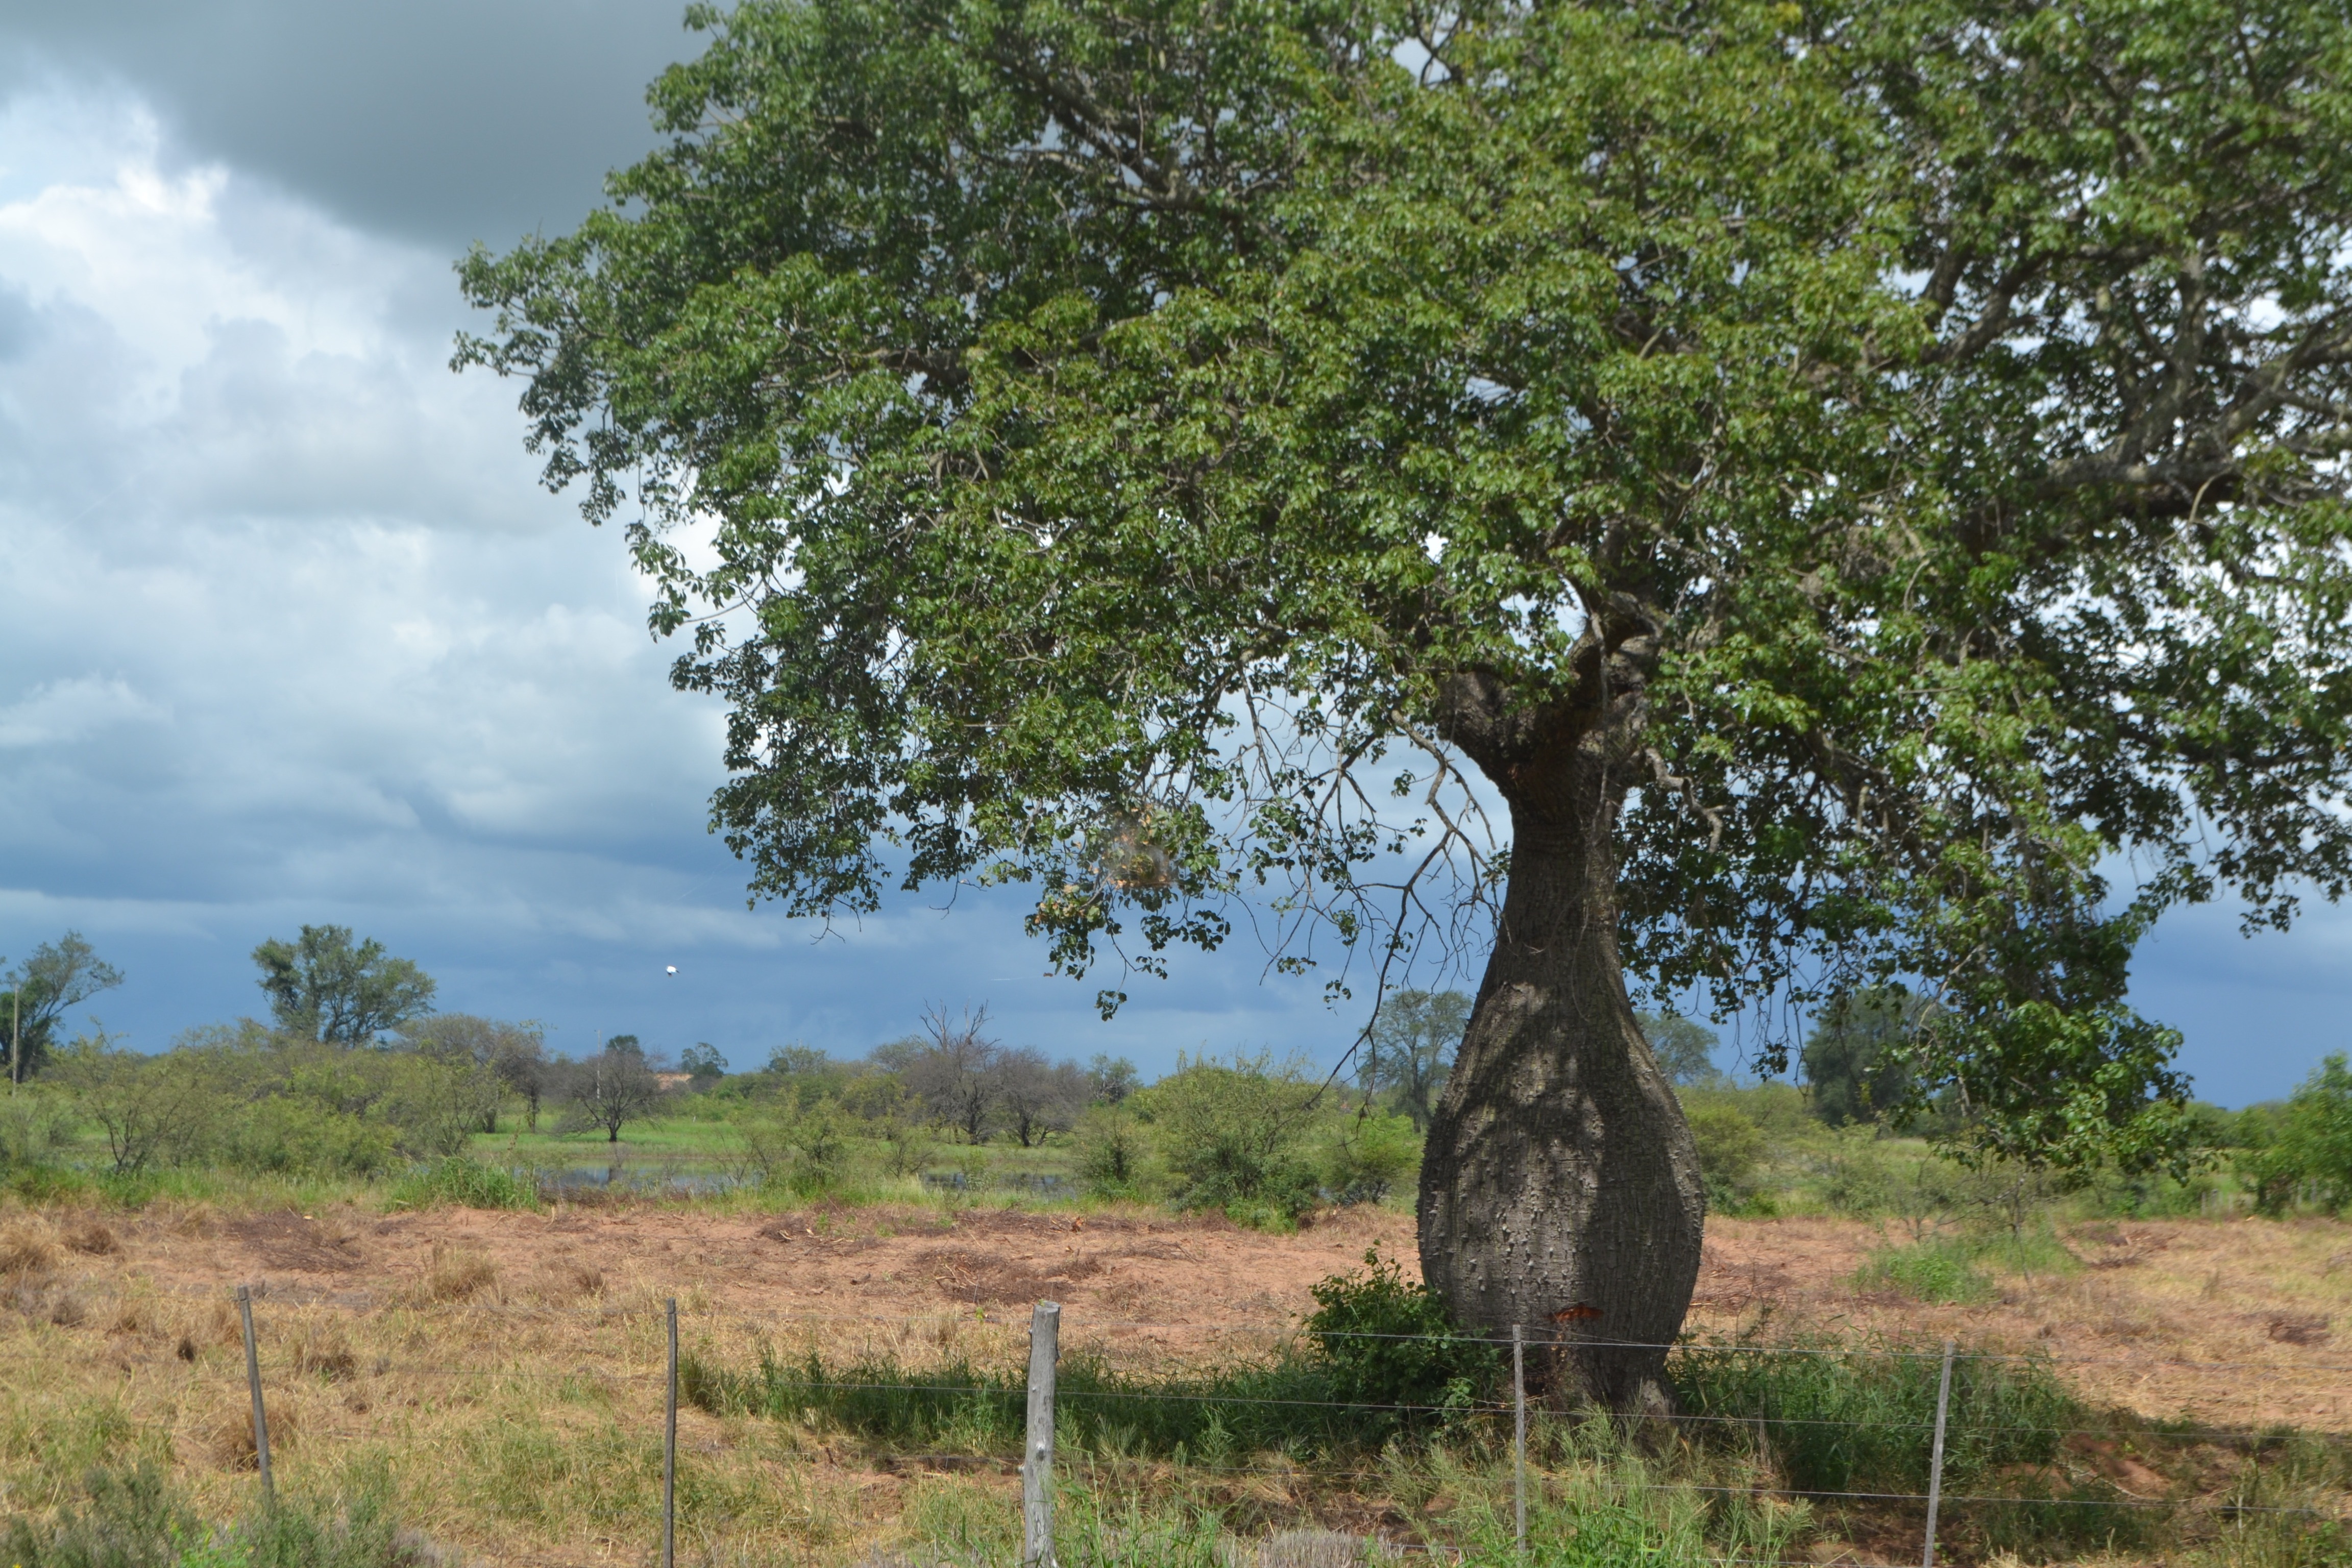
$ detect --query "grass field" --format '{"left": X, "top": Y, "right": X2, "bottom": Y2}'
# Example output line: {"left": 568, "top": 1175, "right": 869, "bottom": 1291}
{"left": 2, "top": 1180, "right": 2347, "bottom": 1567}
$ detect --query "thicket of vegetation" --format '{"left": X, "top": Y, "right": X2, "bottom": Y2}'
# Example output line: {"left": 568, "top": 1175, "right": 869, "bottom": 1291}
{"left": 6, "top": 927, "right": 2351, "bottom": 1237}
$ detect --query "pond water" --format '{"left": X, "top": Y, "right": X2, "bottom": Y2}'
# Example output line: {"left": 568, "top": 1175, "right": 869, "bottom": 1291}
{"left": 504, "top": 1164, "right": 1075, "bottom": 1199}
{"left": 920, "top": 1169, "right": 1075, "bottom": 1198}
{"left": 540, "top": 1165, "right": 738, "bottom": 1194}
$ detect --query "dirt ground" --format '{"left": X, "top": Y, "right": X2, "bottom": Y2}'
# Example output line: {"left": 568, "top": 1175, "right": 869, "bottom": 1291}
{"left": 29, "top": 1199, "right": 2352, "bottom": 1430}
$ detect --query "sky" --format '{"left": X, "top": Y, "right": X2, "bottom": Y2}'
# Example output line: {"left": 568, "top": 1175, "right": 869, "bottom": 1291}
{"left": 0, "top": 2, "right": 2344, "bottom": 1104}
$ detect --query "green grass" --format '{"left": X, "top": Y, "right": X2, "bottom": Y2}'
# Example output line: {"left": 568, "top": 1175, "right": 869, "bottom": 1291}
{"left": 1673, "top": 1337, "right": 2083, "bottom": 1493}
{"left": 1855, "top": 1223, "right": 2084, "bottom": 1305}
{"left": 1855, "top": 1236, "right": 1996, "bottom": 1304}
{"left": 681, "top": 1335, "right": 2352, "bottom": 1566}
{"left": 383, "top": 1156, "right": 538, "bottom": 1212}
{"left": 681, "top": 1344, "right": 1483, "bottom": 1461}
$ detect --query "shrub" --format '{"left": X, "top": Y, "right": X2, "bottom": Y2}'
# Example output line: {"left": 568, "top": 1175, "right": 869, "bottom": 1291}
{"left": 1318, "top": 1110, "right": 1421, "bottom": 1206}
{"left": 1, "top": 1462, "right": 417, "bottom": 1568}
{"left": 0, "top": 1084, "right": 77, "bottom": 1169}
{"left": 53, "top": 1039, "right": 223, "bottom": 1176}
{"left": 1305, "top": 1247, "right": 1499, "bottom": 1413}
{"left": 720, "top": 1104, "right": 875, "bottom": 1198}
{"left": 219, "top": 1098, "right": 398, "bottom": 1177}
{"left": 1074, "top": 1104, "right": 1146, "bottom": 1198}
{"left": 1674, "top": 1339, "right": 2082, "bottom": 1494}
{"left": 1130, "top": 1053, "right": 1324, "bottom": 1227}
{"left": 1685, "top": 1102, "right": 1767, "bottom": 1212}
{"left": 687, "top": 1252, "right": 1501, "bottom": 1458}
{"left": 1815, "top": 1126, "right": 1899, "bottom": 1216}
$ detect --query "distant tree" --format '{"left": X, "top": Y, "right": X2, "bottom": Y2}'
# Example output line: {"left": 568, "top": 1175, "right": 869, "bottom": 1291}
{"left": 395, "top": 1014, "right": 549, "bottom": 1132}
{"left": 680, "top": 1042, "right": 728, "bottom": 1083}
{"left": 1802, "top": 987, "right": 1926, "bottom": 1127}
{"left": 3, "top": 931, "right": 124, "bottom": 1082}
{"left": 765, "top": 1043, "right": 829, "bottom": 1077}
{"left": 252, "top": 926, "right": 434, "bottom": 1044}
{"left": 558, "top": 1046, "right": 666, "bottom": 1143}
{"left": 604, "top": 1033, "right": 644, "bottom": 1059}
{"left": 1087, "top": 1054, "right": 1141, "bottom": 1106}
{"left": 1637, "top": 1012, "right": 1724, "bottom": 1089}
{"left": 897, "top": 1006, "right": 1001, "bottom": 1142}
{"left": 1359, "top": 990, "right": 1470, "bottom": 1132}
{"left": 993, "top": 1047, "right": 1086, "bottom": 1147}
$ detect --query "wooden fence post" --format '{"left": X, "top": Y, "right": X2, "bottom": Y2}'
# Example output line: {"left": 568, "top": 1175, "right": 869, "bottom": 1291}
{"left": 1922, "top": 1339, "right": 1955, "bottom": 1568}
{"left": 236, "top": 1284, "right": 272, "bottom": 1506}
{"left": 1512, "top": 1324, "right": 1528, "bottom": 1555}
{"left": 664, "top": 1297, "right": 678, "bottom": 1568}
{"left": 1024, "top": 1301, "right": 1061, "bottom": 1568}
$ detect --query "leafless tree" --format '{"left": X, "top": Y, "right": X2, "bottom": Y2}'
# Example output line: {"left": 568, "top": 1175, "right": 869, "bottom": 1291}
{"left": 992, "top": 1048, "right": 1087, "bottom": 1147}
{"left": 897, "top": 1005, "right": 1001, "bottom": 1142}
{"left": 557, "top": 1046, "right": 666, "bottom": 1143}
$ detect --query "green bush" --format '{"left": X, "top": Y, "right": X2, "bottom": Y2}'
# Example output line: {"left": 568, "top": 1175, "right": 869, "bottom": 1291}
{"left": 688, "top": 1252, "right": 1498, "bottom": 1457}
{"left": 1305, "top": 1247, "right": 1499, "bottom": 1413}
{"left": 1685, "top": 1102, "right": 1767, "bottom": 1212}
{"left": 1073, "top": 1104, "right": 1146, "bottom": 1198}
{"left": 685, "top": 1341, "right": 1455, "bottom": 1459}
{"left": 721, "top": 1105, "right": 857, "bottom": 1196}
{"left": 1673, "top": 1339, "right": 2083, "bottom": 1494}
{"left": 1317, "top": 1110, "right": 1420, "bottom": 1205}
{"left": 1815, "top": 1126, "right": 1900, "bottom": 1215}
{"left": 6, "top": 1162, "right": 95, "bottom": 1203}
{"left": 1129, "top": 1054, "right": 1325, "bottom": 1227}
{"left": 2240, "top": 1054, "right": 2352, "bottom": 1214}
{"left": 0, "top": 1084, "right": 77, "bottom": 1169}
{"left": 218, "top": 1097, "right": 397, "bottom": 1177}
{"left": 384, "top": 1155, "right": 538, "bottom": 1211}
{"left": 0, "top": 1463, "right": 414, "bottom": 1568}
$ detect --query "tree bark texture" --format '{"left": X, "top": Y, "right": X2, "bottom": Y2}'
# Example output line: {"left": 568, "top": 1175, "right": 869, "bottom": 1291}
{"left": 1417, "top": 708, "right": 1706, "bottom": 1415}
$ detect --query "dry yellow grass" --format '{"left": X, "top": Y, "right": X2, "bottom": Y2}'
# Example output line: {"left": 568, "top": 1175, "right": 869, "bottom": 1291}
{"left": 421, "top": 1243, "right": 501, "bottom": 1304}
{"left": 0, "top": 1213, "right": 62, "bottom": 1277}
{"left": 0, "top": 1196, "right": 2345, "bottom": 1565}
{"left": 1694, "top": 1215, "right": 2352, "bottom": 1430}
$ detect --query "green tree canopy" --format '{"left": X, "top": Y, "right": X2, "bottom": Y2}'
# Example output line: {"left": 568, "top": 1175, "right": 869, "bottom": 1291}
{"left": 252, "top": 926, "right": 436, "bottom": 1044}
{"left": 3, "top": 932, "right": 123, "bottom": 1082}
{"left": 462, "top": 0, "right": 2352, "bottom": 1386}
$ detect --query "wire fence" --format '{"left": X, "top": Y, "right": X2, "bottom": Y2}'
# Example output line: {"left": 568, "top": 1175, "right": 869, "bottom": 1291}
{"left": 120, "top": 1283, "right": 2346, "bottom": 1568}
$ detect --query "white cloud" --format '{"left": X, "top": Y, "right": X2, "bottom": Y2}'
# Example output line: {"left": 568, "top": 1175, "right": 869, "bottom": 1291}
{"left": 0, "top": 79, "right": 720, "bottom": 913}
{"left": 0, "top": 674, "right": 160, "bottom": 747}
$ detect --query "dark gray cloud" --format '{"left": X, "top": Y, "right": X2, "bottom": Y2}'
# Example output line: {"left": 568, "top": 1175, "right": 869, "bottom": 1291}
{"left": 0, "top": 0, "right": 694, "bottom": 249}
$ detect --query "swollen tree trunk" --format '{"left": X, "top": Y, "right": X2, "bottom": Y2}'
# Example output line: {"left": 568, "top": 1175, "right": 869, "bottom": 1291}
{"left": 1417, "top": 766, "right": 1706, "bottom": 1415}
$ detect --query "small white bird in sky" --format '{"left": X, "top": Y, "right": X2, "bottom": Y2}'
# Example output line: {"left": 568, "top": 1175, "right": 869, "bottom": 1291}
{"left": 665, "top": 965, "right": 677, "bottom": 975}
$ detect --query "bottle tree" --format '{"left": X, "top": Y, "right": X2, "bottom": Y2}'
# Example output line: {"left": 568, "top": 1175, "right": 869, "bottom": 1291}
{"left": 462, "top": 0, "right": 2352, "bottom": 1409}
